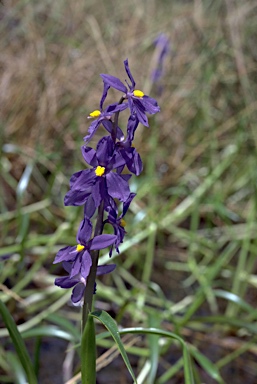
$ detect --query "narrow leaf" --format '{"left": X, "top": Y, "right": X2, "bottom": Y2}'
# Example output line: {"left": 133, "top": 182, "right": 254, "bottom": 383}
{"left": 92, "top": 310, "right": 138, "bottom": 384}
{"left": 119, "top": 327, "right": 194, "bottom": 384}
{"left": 190, "top": 346, "right": 224, "bottom": 384}
{"left": 0, "top": 300, "right": 37, "bottom": 384}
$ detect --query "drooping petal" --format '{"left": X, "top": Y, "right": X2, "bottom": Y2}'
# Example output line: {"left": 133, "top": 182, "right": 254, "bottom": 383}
{"left": 55, "top": 276, "right": 78, "bottom": 289}
{"left": 122, "top": 193, "right": 136, "bottom": 217}
{"left": 100, "top": 74, "right": 127, "bottom": 93}
{"left": 126, "top": 115, "right": 139, "bottom": 144}
{"left": 80, "top": 250, "right": 92, "bottom": 279}
{"left": 70, "top": 254, "right": 82, "bottom": 278}
{"left": 77, "top": 217, "right": 93, "bottom": 244}
{"left": 96, "top": 136, "right": 114, "bottom": 165}
{"left": 62, "top": 261, "right": 72, "bottom": 273}
{"left": 96, "top": 264, "right": 116, "bottom": 275}
{"left": 71, "top": 283, "right": 86, "bottom": 303}
{"left": 84, "top": 195, "right": 97, "bottom": 218}
{"left": 92, "top": 179, "right": 102, "bottom": 208}
{"left": 81, "top": 146, "right": 97, "bottom": 166}
{"left": 129, "top": 148, "right": 143, "bottom": 175}
{"left": 124, "top": 59, "right": 136, "bottom": 90}
{"left": 83, "top": 120, "right": 101, "bottom": 144}
{"left": 106, "top": 172, "right": 131, "bottom": 202}
{"left": 133, "top": 99, "right": 149, "bottom": 126}
{"left": 90, "top": 234, "right": 117, "bottom": 250}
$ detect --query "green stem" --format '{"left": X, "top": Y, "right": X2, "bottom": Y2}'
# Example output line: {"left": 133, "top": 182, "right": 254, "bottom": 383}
{"left": 82, "top": 201, "right": 104, "bottom": 330}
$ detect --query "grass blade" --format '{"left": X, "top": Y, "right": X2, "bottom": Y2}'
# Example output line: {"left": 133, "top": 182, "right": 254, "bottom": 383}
{"left": 0, "top": 300, "right": 37, "bottom": 384}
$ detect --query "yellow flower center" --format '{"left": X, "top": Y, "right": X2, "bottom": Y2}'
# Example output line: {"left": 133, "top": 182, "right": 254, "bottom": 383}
{"left": 133, "top": 90, "right": 144, "bottom": 98}
{"left": 120, "top": 218, "right": 126, "bottom": 227}
{"left": 95, "top": 166, "right": 105, "bottom": 177}
{"left": 89, "top": 110, "right": 101, "bottom": 118}
{"left": 76, "top": 244, "right": 85, "bottom": 252}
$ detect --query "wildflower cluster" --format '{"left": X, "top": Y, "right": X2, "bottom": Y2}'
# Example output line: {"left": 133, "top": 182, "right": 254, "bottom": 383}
{"left": 54, "top": 59, "right": 160, "bottom": 305}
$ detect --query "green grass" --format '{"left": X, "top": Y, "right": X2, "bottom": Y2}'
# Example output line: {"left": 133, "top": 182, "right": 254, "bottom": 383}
{"left": 1, "top": 0, "right": 257, "bottom": 383}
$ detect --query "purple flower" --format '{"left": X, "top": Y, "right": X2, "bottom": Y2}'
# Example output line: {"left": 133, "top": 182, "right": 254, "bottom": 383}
{"left": 53, "top": 217, "right": 117, "bottom": 278}
{"left": 64, "top": 136, "right": 131, "bottom": 213}
{"left": 84, "top": 103, "right": 127, "bottom": 144}
{"left": 55, "top": 261, "right": 116, "bottom": 304}
{"left": 105, "top": 193, "right": 136, "bottom": 255}
{"left": 100, "top": 59, "right": 160, "bottom": 127}
{"left": 151, "top": 34, "right": 170, "bottom": 85}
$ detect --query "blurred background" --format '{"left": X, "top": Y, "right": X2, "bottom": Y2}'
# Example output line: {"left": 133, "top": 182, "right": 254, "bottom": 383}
{"left": 1, "top": 0, "right": 257, "bottom": 383}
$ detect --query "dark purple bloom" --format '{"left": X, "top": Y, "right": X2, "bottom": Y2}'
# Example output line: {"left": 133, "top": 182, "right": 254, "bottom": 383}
{"left": 53, "top": 217, "right": 117, "bottom": 278}
{"left": 104, "top": 193, "right": 136, "bottom": 255}
{"left": 64, "top": 136, "right": 131, "bottom": 213}
{"left": 55, "top": 261, "right": 116, "bottom": 304}
{"left": 151, "top": 33, "right": 170, "bottom": 85}
{"left": 84, "top": 103, "right": 127, "bottom": 144}
{"left": 115, "top": 142, "right": 143, "bottom": 176}
{"left": 100, "top": 59, "right": 160, "bottom": 127}
{"left": 114, "top": 116, "right": 142, "bottom": 176}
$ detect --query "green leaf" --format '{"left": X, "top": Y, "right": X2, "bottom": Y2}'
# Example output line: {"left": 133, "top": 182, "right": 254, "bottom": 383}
{"left": 91, "top": 310, "right": 138, "bottom": 384}
{"left": 147, "top": 312, "right": 161, "bottom": 384}
{"left": 7, "top": 352, "right": 28, "bottom": 384}
{"left": 119, "top": 327, "right": 194, "bottom": 384}
{"left": 213, "top": 289, "right": 254, "bottom": 313}
{"left": 21, "top": 325, "right": 76, "bottom": 342}
{"left": 81, "top": 313, "right": 96, "bottom": 384}
{"left": 0, "top": 300, "right": 37, "bottom": 384}
{"left": 190, "top": 345, "right": 224, "bottom": 384}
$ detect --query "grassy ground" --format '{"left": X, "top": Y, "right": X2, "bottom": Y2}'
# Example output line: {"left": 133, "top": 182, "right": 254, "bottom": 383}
{"left": 1, "top": 0, "right": 257, "bottom": 383}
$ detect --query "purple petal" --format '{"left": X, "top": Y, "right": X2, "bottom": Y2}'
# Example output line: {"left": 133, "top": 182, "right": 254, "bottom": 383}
{"left": 141, "top": 95, "right": 160, "bottom": 114}
{"left": 133, "top": 100, "right": 149, "bottom": 126}
{"left": 71, "top": 283, "right": 86, "bottom": 303}
{"left": 105, "top": 102, "right": 128, "bottom": 114}
{"left": 68, "top": 169, "right": 95, "bottom": 191}
{"left": 83, "top": 120, "right": 101, "bottom": 144}
{"left": 122, "top": 192, "right": 136, "bottom": 217}
{"left": 100, "top": 81, "right": 110, "bottom": 110}
{"left": 126, "top": 115, "right": 139, "bottom": 144}
{"left": 80, "top": 250, "right": 92, "bottom": 279}
{"left": 106, "top": 172, "right": 131, "bottom": 201}
{"left": 124, "top": 59, "right": 136, "bottom": 90}
{"left": 92, "top": 180, "right": 102, "bottom": 208}
{"left": 70, "top": 255, "right": 82, "bottom": 278}
{"left": 102, "top": 119, "right": 125, "bottom": 141}
{"left": 96, "top": 136, "right": 114, "bottom": 165}
{"left": 53, "top": 246, "right": 77, "bottom": 264}
{"left": 81, "top": 146, "right": 97, "bottom": 166}
{"left": 96, "top": 264, "right": 116, "bottom": 275}
{"left": 55, "top": 276, "right": 78, "bottom": 289}
{"left": 84, "top": 195, "right": 97, "bottom": 218}
{"left": 64, "top": 188, "right": 92, "bottom": 206}
{"left": 129, "top": 149, "right": 143, "bottom": 175}
{"left": 119, "top": 174, "right": 132, "bottom": 182}
{"left": 90, "top": 234, "right": 117, "bottom": 250}
{"left": 100, "top": 74, "right": 127, "bottom": 93}
{"left": 77, "top": 217, "right": 93, "bottom": 244}
{"left": 62, "top": 261, "right": 72, "bottom": 273}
